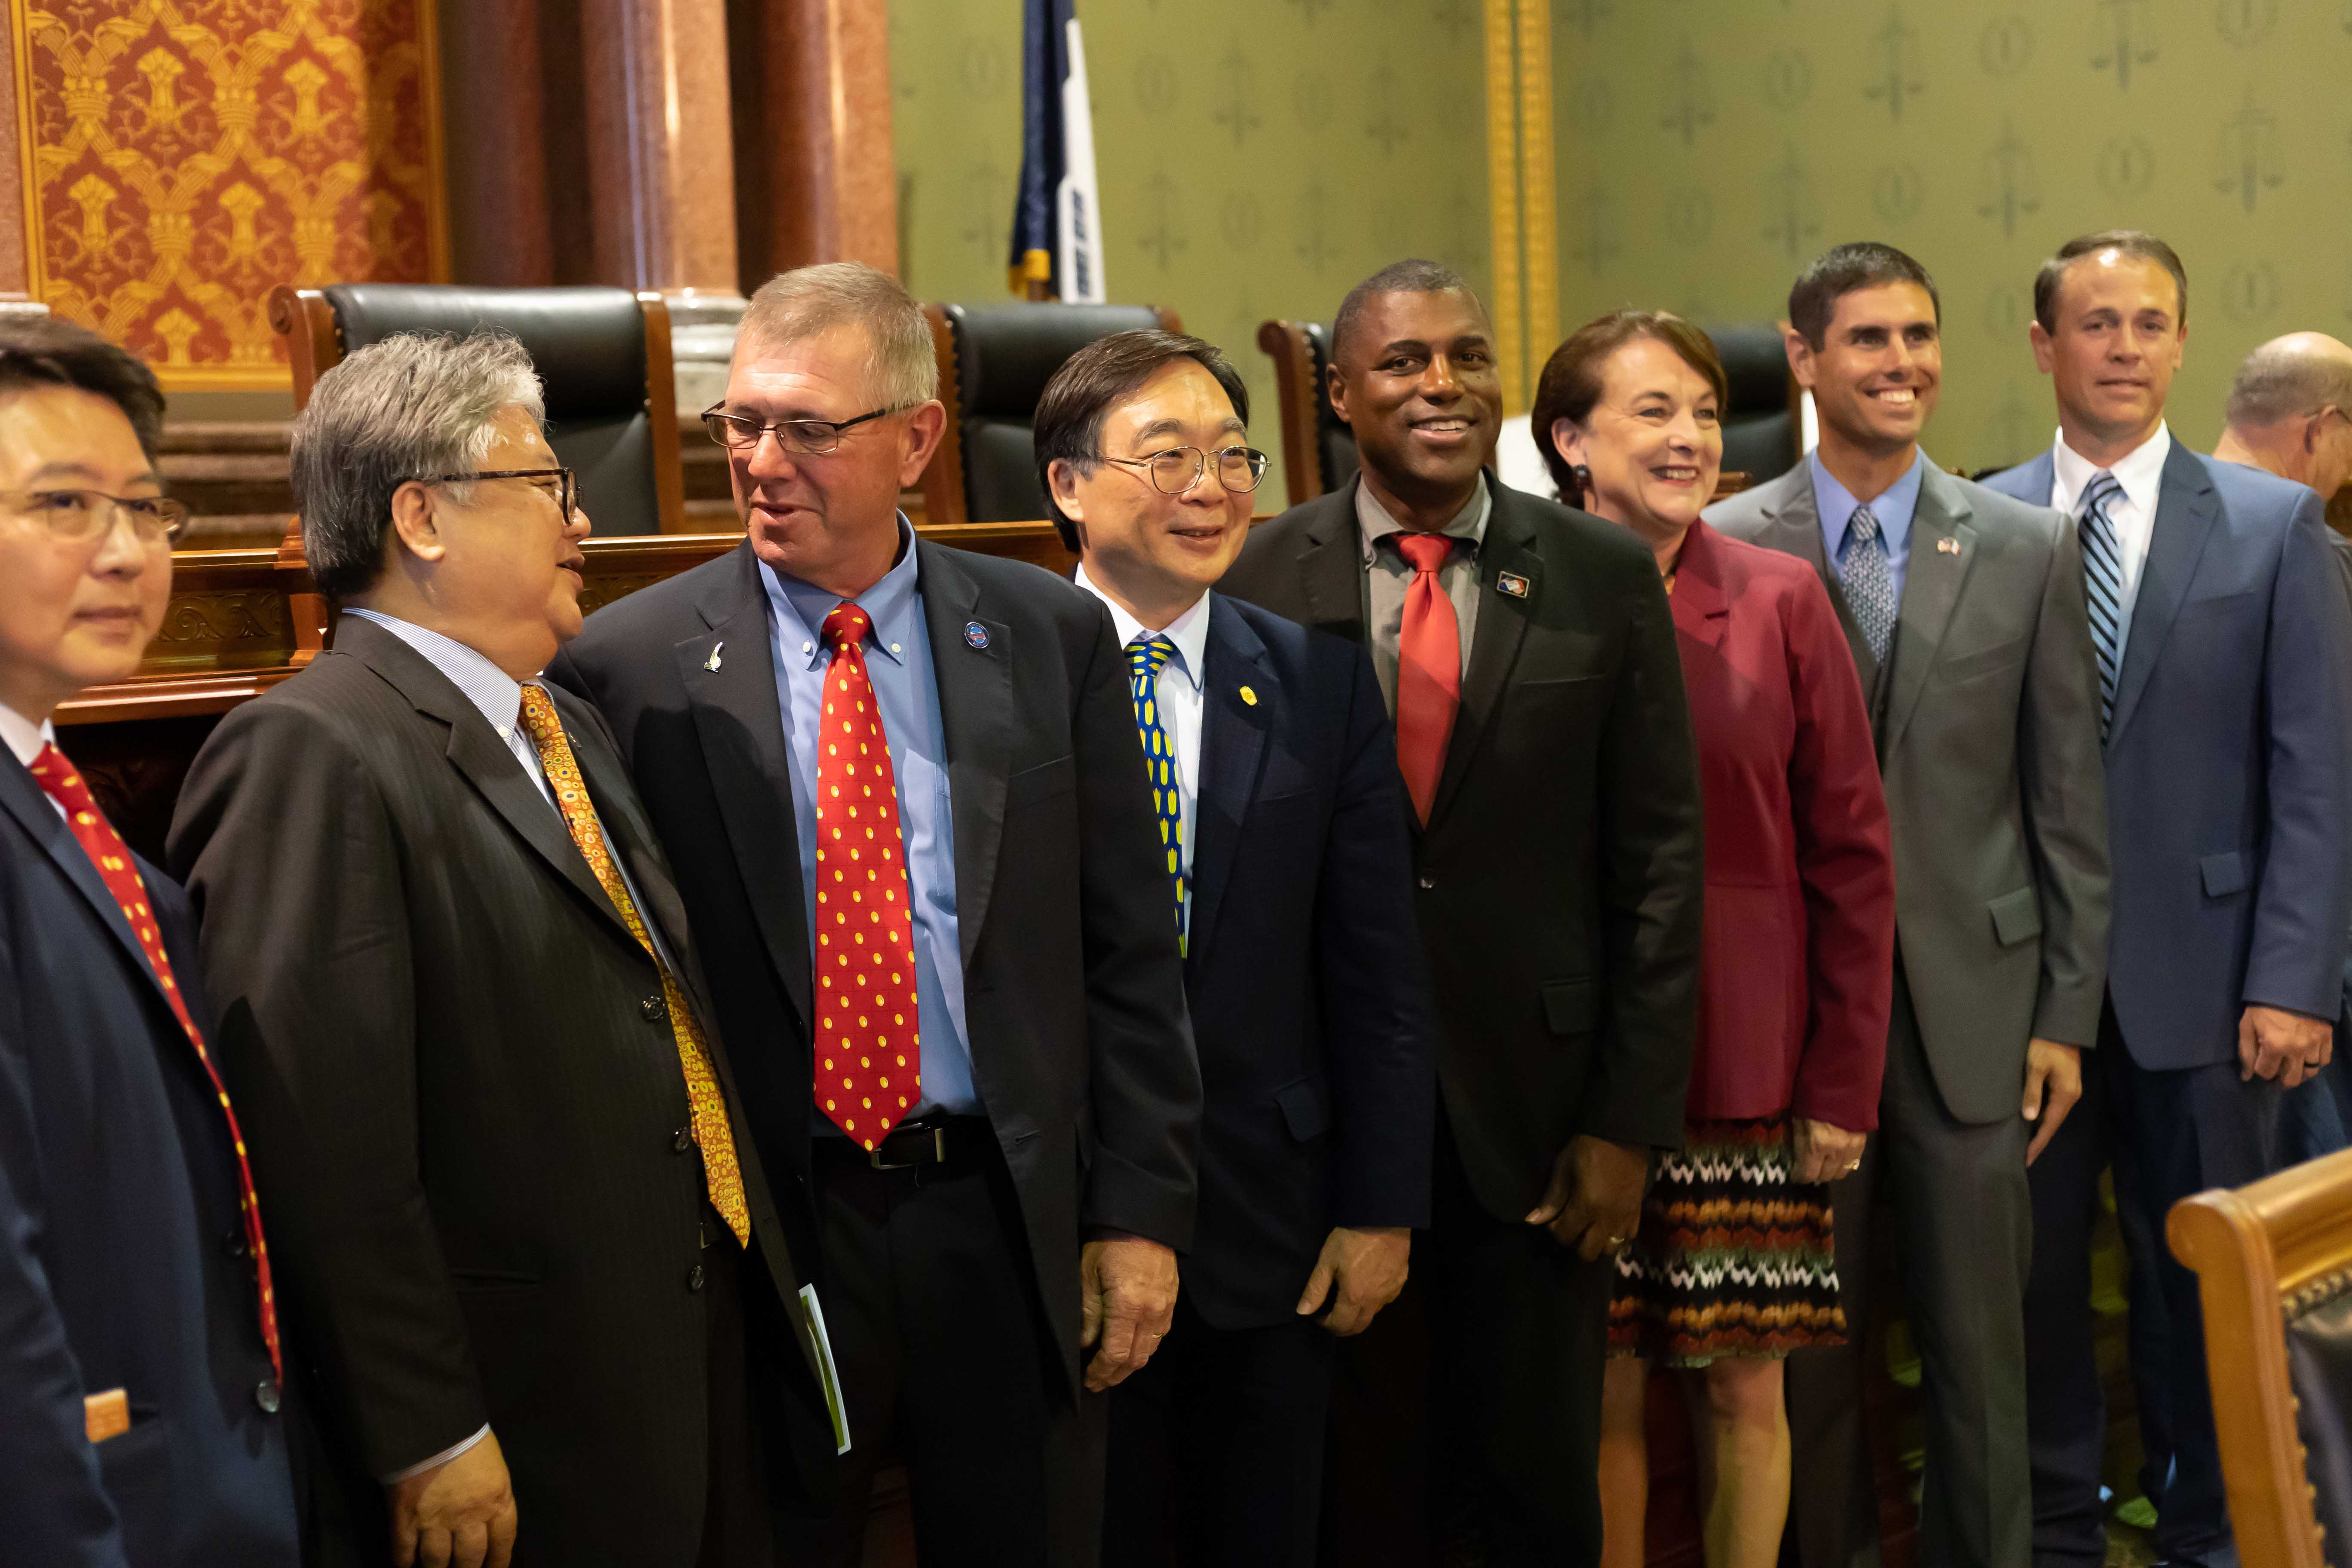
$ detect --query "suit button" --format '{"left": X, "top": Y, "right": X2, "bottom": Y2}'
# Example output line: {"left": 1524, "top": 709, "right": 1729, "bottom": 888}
{"left": 688, "top": 1265, "right": 706, "bottom": 1292}
{"left": 1418, "top": 875, "right": 1435, "bottom": 890}
{"left": 254, "top": 1379, "right": 281, "bottom": 1415}
{"left": 222, "top": 1228, "right": 249, "bottom": 1260}
{"left": 673, "top": 1126, "right": 692, "bottom": 1153}
{"left": 641, "top": 995, "right": 668, "bottom": 1025}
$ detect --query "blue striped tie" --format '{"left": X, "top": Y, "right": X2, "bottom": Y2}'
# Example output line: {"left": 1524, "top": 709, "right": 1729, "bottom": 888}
{"left": 2078, "top": 472, "right": 2125, "bottom": 741}
{"left": 1125, "top": 634, "right": 1187, "bottom": 952}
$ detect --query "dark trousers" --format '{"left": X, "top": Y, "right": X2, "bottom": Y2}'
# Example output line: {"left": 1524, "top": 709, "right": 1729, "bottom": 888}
{"left": 1782, "top": 968, "right": 2034, "bottom": 1568}
{"left": 2023, "top": 1005, "right": 2282, "bottom": 1568}
{"left": 1104, "top": 1297, "right": 1335, "bottom": 1567}
{"left": 776, "top": 1126, "right": 1106, "bottom": 1568}
{"left": 701, "top": 1209, "right": 782, "bottom": 1567}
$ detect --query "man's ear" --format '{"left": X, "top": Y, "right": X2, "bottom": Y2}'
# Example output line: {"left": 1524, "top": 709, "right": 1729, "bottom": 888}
{"left": 1047, "top": 457, "right": 1089, "bottom": 525}
{"left": 896, "top": 400, "right": 948, "bottom": 489}
{"left": 386, "top": 480, "right": 448, "bottom": 564}
{"left": 2028, "top": 319, "right": 2057, "bottom": 376}
{"left": 1781, "top": 323, "right": 1817, "bottom": 393}
{"left": 1326, "top": 361, "right": 1352, "bottom": 429}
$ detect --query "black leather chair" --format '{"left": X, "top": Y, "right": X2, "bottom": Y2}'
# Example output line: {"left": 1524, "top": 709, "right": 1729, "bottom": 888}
{"left": 268, "top": 283, "right": 683, "bottom": 535}
{"left": 1257, "top": 318, "right": 1359, "bottom": 508}
{"left": 1703, "top": 323, "right": 1801, "bottom": 490}
{"left": 2171, "top": 1144, "right": 2352, "bottom": 1568}
{"left": 919, "top": 301, "right": 1182, "bottom": 526}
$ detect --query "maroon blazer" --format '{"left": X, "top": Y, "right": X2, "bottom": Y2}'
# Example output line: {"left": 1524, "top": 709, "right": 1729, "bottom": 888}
{"left": 1671, "top": 521, "right": 1894, "bottom": 1130}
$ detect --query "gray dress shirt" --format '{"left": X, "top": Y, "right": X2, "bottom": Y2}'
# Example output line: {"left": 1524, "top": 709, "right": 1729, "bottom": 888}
{"left": 1355, "top": 477, "right": 1492, "bottom": 710}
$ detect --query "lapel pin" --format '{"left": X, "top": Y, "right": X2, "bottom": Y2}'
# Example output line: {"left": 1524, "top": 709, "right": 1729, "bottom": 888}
{"left": 963, "top": 621, "right": 990, "bottom": 650}
{"left": 1937, "top": 536, "right": 1961, "bottom": 555}
{"left": 1497, "top": 571, "right": 1531, "bottom": 599}
{"left": 703, "top": 640, "right": 724, "bottom": 672}
{"left": 1239, "top": 685, "right": 1259, "bottom": 706}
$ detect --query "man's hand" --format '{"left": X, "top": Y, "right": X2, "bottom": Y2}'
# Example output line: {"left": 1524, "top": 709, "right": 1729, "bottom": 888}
{"left": 1295, "top": 1227, "right": 1411, "bottom": 1336}
{"left": 1080, "top": 1233, "right": 1179, "bottom": 1393}
{"left": 388, "top": 1432, "right": 516, "bottom": 1568}
{"left": 2022, "top": 1038, "right": 2083, "bottom": 1166}
{"left": 2240, "top": 1005, "right": 2335, "bottom": 1089}
{"left": 1524, "top": 1135, "right": 1649, "bottom": 1261}
{"left": 1790, "top": 1118, "right": 1867, "bottom": 1186}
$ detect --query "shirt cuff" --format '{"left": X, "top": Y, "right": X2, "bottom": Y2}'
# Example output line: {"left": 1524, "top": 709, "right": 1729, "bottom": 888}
{"left": 380, "top": 1424, "right": 491, "bottom": 1485}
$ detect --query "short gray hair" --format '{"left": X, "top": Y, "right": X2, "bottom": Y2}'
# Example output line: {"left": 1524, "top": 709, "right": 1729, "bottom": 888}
{"left": 292, "top": 332, "right": 545, "bottom": 597}
{"left": 737, "top": 262, "right": 937, "bottom": 409}
{"left": 2226, "top": 334, "right": 2352, "bottom": 429}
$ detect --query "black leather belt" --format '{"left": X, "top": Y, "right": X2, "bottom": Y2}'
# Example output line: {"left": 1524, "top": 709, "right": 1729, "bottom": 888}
{"left": 818, "top": 1116, "right": 990, "bottom": 1172}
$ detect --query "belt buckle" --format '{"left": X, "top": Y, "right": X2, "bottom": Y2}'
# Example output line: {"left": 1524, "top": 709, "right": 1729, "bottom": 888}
{"left": 867, "top": 1124, "right": 947, "bottom": 1171}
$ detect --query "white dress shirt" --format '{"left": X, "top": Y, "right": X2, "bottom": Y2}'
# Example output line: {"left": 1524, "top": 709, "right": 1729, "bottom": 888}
{"left": 0, "top": 701, "right": 62, "bottom": 820}
{"left": 1072, "top": 566, "right": 1210, "bottom": 936}
{"left": 2050, "top": 422, "right": 2171, "bottom": 666}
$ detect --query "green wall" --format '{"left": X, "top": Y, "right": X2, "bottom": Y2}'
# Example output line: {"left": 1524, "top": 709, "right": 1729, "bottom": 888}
{"left": 888, "top": 0, "right": 1492, "bottom": 505}
{"left": 1550, "top": 0, "right": 2351, "bottom": 475}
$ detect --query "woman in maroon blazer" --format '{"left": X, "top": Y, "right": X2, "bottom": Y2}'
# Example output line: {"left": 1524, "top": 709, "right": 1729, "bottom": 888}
{"left": 1534, "top": 311, "right": 1895, "bottom": 1568}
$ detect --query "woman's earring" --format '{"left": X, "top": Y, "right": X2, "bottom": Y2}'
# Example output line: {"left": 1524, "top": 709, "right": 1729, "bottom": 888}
{"left": 1569, "top": 464, "right": 1593, "bottom": 501}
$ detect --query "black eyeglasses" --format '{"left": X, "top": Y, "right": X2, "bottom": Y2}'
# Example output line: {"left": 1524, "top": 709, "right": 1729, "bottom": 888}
{"left": 2, "top": 487, "right": 189, "bottom": 547}
{"left": 408, "top": 468, "right": 577, "bottom": 520}
{"left": 1098, "top": 446, "right": 1270, "bottom": 496}
{"left": 701, "top": 404, "right": 902, "bottom": 455}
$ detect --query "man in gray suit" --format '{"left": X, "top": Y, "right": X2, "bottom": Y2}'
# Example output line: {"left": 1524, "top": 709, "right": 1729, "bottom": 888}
{"left": 1704, "top": 242, "right": 2110, "bottom": 1568}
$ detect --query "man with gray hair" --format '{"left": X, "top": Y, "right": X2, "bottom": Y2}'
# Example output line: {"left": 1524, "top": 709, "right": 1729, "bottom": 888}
{"left": 548, "top": 263, "right": 1200, "bottom": 1565}
{"left": 170, "top": 331, "right": 839, "bottom": 1568}
{"left": 2216, "top": 331, "right": 2352, "bottom": 522}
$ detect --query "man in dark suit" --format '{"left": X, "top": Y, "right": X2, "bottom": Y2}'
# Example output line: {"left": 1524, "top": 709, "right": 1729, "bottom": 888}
{"left": 0, "top": 319, "right": 299, "bottom": 1567}
{"left": 1029, "top": 329, "right": 1436, "bottom": 1567}
{"left": 545, "top": 263, "right": 1201, "bottom": 1568}
{"left": 1988, "top": 232, "right": 2352, "bottom": 1568}
{"left": 1706, "top": 243, "right": 2111, "bottom": 1568}
{"left": 1218, "top": 259, "right": 1704, "bottom": 1565}
{"left": 168, "top": 332, "right": 837, "bottom": 1568}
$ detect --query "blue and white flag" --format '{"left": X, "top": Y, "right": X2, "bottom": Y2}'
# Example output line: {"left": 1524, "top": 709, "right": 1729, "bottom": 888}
{"left": 1010, "top": 0, "right": 1104, "bottom": 303}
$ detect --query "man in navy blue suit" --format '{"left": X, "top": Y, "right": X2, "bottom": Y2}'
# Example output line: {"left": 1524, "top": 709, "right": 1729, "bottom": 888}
{"left": 1986, "top": 231, "right": 2352, "bottom": 1568}
{"left": 0, "top": 317, "right": 299, "bottom": 1565}
{"left": 1036, "top": 330, "right": 1437, "bottom": 1566}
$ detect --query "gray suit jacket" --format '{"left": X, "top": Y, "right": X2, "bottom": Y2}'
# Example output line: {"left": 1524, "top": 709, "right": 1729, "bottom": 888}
{"left": 1706, "top": 462, "right": 2110, "bottom": 1123}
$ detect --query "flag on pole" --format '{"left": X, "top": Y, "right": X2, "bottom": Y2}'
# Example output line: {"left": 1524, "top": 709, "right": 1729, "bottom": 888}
{"left": 1009, "top": 0, "right": 1105, "bottom": 303}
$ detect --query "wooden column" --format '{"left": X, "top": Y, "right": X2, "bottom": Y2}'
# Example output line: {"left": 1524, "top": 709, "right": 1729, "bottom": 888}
{"left": 579, "top": 0, "right": 743, "bottom": 294}
{"left": 438, "top": 0, "right": 557, "bottom": 287}
{"left": 0, "top": 2, "right": 35, "bottom": 301}
{"left": 729, "top": 0, "right": 900, "bottom": 282}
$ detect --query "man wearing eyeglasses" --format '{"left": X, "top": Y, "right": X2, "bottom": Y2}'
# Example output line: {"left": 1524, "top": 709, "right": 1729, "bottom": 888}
{"left": 168, "top": 331, "right": 840, "bottom": 1568}
{"left": 0, "top": 318, "right": 300, "bottom": 1567}
{"left": 1029, "top": 331, "right": 1435, "bottom": 1566}
{"left": 546, "top": 264, "right": 1200, "bottom": 1567}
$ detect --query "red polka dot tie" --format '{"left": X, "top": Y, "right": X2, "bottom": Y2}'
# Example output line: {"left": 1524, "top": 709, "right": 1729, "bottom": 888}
{"left": 813, "top": 603, "right": 921, "bottom": 1149}
{"left": 27, "top": 743, "right": 281, "bottom": 1379}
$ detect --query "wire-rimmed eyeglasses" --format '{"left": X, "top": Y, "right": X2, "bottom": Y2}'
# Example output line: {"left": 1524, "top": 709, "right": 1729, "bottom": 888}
{"left": 1097, "top": 446, "right": 1270, "bottom": 496}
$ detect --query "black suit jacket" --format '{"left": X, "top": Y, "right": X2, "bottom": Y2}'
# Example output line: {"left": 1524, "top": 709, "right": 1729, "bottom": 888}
{"left": 1176, "top": 592, "right": 1436, "bottom": 1328}
{"left": 1219, "top": 476, "right": 1705, "bottom": 1218}
{"left": 166, "top": 616, "right": 833, "bottom": 1567}
{"left": 0, "top": 750, "right": 299, "bottom": 1568}
{"left": 545, "top": 539, "right": 1201, "bottom": 1396}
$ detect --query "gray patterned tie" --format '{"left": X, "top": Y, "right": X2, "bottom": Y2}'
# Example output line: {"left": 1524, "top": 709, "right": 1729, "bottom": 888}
{"left": 2078, "top": 471, "right": 2125, "bottom": 741}
{"left": 1839, "top": 503, "right": 1898, "bottom": 665}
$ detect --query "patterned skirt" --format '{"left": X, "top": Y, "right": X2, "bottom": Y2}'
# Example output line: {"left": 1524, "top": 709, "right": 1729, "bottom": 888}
{"left": 1606, "top": 1115, "right": 1844, "bottom": 1367}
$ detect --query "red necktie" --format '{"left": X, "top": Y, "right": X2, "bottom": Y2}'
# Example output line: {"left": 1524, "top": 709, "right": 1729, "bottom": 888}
{"left": 813, "top": 604, "right": 922, "bottom": 1150}
{"left": 1392, "top": 532, "right": 1461, "bottom": 824}
{"left": 27, "top": 744, "right": 281, "bottom": 1379}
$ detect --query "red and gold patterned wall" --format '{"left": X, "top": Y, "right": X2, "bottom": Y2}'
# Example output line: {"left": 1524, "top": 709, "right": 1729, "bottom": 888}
{"left": 8, "top": 0, "right": 446, "bottom": 387}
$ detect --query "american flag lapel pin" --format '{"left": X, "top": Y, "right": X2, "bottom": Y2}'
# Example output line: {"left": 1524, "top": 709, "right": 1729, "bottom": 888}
{"left": 704, "top": 640, "right": 725, "bottom": 671}
{"left": 1937, "top": 536, "right": 1961, "bottom": 555}
{"left": 1497, "top": 571, "right": 1531, "bottom": 598}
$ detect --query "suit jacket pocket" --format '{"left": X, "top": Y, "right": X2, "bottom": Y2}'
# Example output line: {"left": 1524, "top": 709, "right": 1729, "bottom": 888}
{"left": 1936, "top": 635, "right": 2029, "bottom": 685}
{"left": 2179, "top": 589, "right": 2258, "bottom": 621}
{"left": 97, "top": 1410, "right": 173, "bottom": 1564}
{"left": 1542, "top": 979, "right": 1599, "bottom": 1035}
{"left": 1006, "top": 753, "right": 1077, "bottom": 807}
{"left": 1988, "top": 886, "right": 2042, "bottom": 947}
{"left": 1274, "top": 1078, "right": 1329, "bottom": 1142}
{"left": 2200, "top": 851, "right": 2249, "bottom": 897}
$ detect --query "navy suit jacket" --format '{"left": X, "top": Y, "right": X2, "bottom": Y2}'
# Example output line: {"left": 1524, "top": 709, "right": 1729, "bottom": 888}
{"left": 0, "top": 747, "right": 298, "bottom": 1568}
{"left": 1983, "top": 445, "right": 2352, "bottom": 1066}
{"left": 1179, "top": 593, "right": 1436, "bottom": 1329}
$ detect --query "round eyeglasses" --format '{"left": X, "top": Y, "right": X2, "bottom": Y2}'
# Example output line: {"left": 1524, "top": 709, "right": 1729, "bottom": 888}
{"left": 1097, "top": 446, "right": 1270, "bottom": 496}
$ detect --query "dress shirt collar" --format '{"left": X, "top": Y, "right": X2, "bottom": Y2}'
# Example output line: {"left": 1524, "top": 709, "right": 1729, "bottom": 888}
{"left": 340, "top": 607, "right": 535, "bottom": 742}
{"left": 1071, "top": 564, "right": 1210, "bottom": 692}
{"left": 1810, "top": 446, "right": 1925, "bottom": 561}
{"left": 762, "top": 513, "right": 924, "bottom": 671}
{"left": 0, "top": 699, "right": 50, "bottom": 769}
{"left": 2052, "top": 421, "right": 2171, "bottom": 518}
{"left": 1355, "top": 473, "right": 1492, "bottom": 566}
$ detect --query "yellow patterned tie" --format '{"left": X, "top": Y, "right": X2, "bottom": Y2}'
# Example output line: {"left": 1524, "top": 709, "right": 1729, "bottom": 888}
{"left": 518, "top": 686, "right": 750, "bottom": 1246}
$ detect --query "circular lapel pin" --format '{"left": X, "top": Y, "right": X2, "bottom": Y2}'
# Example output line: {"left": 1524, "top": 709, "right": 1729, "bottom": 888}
{"left": 964, "top": 621, "right": 990, "bottom": 649}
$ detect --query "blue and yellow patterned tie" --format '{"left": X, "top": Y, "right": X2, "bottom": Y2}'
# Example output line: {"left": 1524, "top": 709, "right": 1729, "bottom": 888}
{"left": 1126, "top": 634, "right": 1187, "bottom": 953}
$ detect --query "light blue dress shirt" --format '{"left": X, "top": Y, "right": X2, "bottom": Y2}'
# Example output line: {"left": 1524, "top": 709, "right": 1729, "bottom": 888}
{"left": 1811, "top": 447, "right": 1926, "bottom": 607}
{"left": 759, "top": 517, "right": 976, "bottom": 1118}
